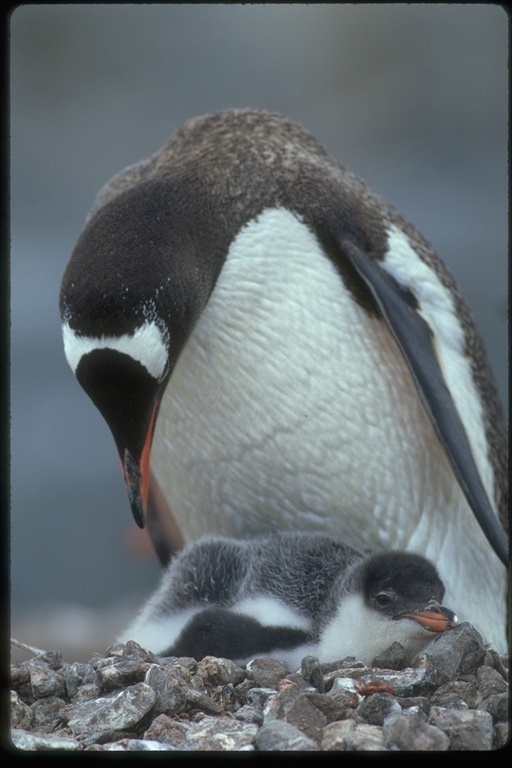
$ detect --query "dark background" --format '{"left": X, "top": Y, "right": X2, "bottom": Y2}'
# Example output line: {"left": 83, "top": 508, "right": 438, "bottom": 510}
{"left": 10, "top": 5, "right": 507, "bottom": 661}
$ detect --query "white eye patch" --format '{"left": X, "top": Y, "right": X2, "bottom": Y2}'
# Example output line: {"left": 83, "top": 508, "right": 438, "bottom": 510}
{"left": 62, "top": 320, "right": 169, "bottom": 381}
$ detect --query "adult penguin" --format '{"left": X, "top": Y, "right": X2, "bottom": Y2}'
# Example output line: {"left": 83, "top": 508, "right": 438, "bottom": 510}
{"left": 60, "top": 109, "right": 508, "bottom": 651}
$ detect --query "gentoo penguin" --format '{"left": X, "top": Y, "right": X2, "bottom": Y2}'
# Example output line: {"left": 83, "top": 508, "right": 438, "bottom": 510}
{"left": 117, "top": 532, "right": 459, "bottom": 669}
{"left": 59, "top": 109, "right": 508, "bottom": 651}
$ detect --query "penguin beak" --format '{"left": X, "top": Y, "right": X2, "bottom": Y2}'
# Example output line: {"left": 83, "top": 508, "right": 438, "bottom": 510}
{"left": 122, "top": 400, "right": 159, "bottom": 528}
{"left": 397, "top": 604, "right": 459, "bottom": 633}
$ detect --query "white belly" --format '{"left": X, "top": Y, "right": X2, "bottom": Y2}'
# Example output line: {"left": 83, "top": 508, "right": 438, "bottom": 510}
{"left": 151, "top": 208, "right": 507, "bottom": 652}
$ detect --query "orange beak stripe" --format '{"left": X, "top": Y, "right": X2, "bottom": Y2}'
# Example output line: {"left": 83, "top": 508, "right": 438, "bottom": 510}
{"left": 139, "top": 401, "right": 159, "bottom": 516}
{"left": 401, "top": 610, "right": 456, "bottom": 633}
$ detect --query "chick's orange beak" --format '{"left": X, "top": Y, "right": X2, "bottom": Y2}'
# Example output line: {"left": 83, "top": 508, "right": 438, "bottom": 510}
{"left": 401, "top": 607, "right": 459, "bottom": 633}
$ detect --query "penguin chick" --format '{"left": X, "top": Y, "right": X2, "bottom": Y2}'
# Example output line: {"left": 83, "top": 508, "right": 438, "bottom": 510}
{"left": 118, "top": 532, "right": 458, "bottom": 668}
{"left": 316, "top": 550, "right": 459, "bottom": 665}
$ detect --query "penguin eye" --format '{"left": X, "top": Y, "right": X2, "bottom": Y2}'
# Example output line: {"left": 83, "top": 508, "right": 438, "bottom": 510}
{"left": 375, "top": 592, "right": 393, "bottom": 608}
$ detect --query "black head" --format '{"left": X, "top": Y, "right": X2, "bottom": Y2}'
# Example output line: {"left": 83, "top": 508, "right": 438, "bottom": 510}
{"left": 359, "top": 551, "right": 445, "bottom": 618}
{"left": 60, "top": 176, "right": 229, "bottom": 526}
{"left": 59, "top": 108, "right": 384, "bottom": 532}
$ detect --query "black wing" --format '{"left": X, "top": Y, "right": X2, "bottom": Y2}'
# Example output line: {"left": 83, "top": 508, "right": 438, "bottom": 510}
{"left": 340, "top": 239, "right": 508, "bottom": 566}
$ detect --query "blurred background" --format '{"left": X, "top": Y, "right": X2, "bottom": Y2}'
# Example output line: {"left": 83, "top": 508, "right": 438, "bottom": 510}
{"left": 10, "top": 5, "right": 507, "bottom": 661}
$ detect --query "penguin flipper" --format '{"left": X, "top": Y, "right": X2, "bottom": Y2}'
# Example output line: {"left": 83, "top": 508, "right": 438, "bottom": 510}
{"left": 163, "top": 606, "right": 311, "bottom": 662}
{"left": 340, "top": 238, "right": 508, "bottom": 566}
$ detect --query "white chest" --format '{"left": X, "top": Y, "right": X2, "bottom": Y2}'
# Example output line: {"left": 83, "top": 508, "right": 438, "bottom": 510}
{"left": 153, "top": 209, "right": 452, "bottom": 547}
{"left": 149, "top": 208, "right": 505, "bottom": 651}
{"left": 317, "top": 594, "right": 435, "bottom": 665}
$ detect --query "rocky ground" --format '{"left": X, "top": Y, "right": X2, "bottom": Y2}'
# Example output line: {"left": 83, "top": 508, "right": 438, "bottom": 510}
{"left": 10, "top": 622, "right": 509, "bottom": 752}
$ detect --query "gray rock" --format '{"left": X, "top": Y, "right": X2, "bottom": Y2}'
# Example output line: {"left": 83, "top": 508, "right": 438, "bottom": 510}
{"left": 278, "top": 693, "right": 327, "bottom": 743}
{"left": 301, "top": 655, "right": 325, "bottom": 692}
{"left": 11, "top": 728, "right": 81, "bottom": 751}
{"left": 481, "top": 693, "right": 508, "bottom": 724}
{"left": 143, "top": 713, "right": 189, "bottom": 746}
{"left": 327, "top": 675, "right": 359, "bottom": 697}
{"left": 493, "top": 721, "right": 509, "bottom": 750}
{"left": 10, "top": 630, "right": 508, "bottom": 752}
{"left": 246, "top": 657, "right": 288, "bottom": 688}
{"left": 282, "top": 670, "right": 318, "bottom": 690}
{"left": 64, "top": 662, "right": 95, "bottom": 698}
{"left": 33, "top": 650, "right": 63, "bottom": 670}
{"left": 29, "top": 663, "right": 67, "bottom": 700}
{"left": 143, "top": 663, "right": 187, "bottom": 715}
{"left": 180, "top": 715, "right": 258, "bottom": 750}
{"left": 263, "top": 684, "right": 326, "bottom": 744}
{"left": 254, "top": 719, "right": 318, "bottom": 751}
{"left": 322, "top": 719, "right": 386, "bottom": 751}
{"left": 10, "top": 661, "right": 32, "bottom": 691}
{"left": 306, "top": 691, "right": 355, "bottom": 724}
{"left": 90, "top": 654, "right": 121, "bottom": 670}
{"left": 99, "top": 738, "right": 176, "bottom": 750}
{"left": 195, "top": 655, "right": 247, "bottom": 686}
{"left": 106, "top": 640, "right": 161, "bottom": 664}
{"left": 356, "top": 691, "right": 402, "bottom": 725}
{"left": 10, "top": 691, "right": 33, "bottom": 730}
{"left": 71, "top": 683, "right": 101, "bottom": 703}
{"left": 246, "top": 687, "right": 277, "bottom": 709}
{"left": 217, "top": 683, "right": 239, "bottom": 711}
{"left": 372, "top": 642, "right": 409, "bottom": 670}
{"left": 383, "top": 708, "right": 450, "bottom": 751}
{"left": 64, "top": 682, "right": 156, "bottom": 739}
{"left": 326, "top": 679, "right": 360, "bottom": 721}
{"left": 182, "top": 683, "right": 226, "bottom": 715}
{"left": 358, "top": 667, "right": 439, "bottom": 697}
{"left": 162, "top": 655, "right": 197, "bottom": 674}
{"left": 416, "top": 622, "right": 486, "bottom": 684}
{"left": 143, "top": 659, "right": 219, "bottom": 719}
{"left": 476, "top": 664, "right": 508, "bottom": 698}
{"left": 395, "top": 695, "right": 431, "bottom": 716}
{"left": 233, "top": 676, "right": 256, "bottom": 703}
{"left": 95, "top": 660, "right": 151, "bottom": 691}
{"left": 29, "top": 695, "right": 66, "bottom": 732}
{"left": 429, "top": 706, "right": 494, "bottom": 750}
{"left": 322, "top": 657, "right": 365, "bottom": 674}
{"left": 484, "top": 649, "right": 508, "bottom": 679}
{"left": 234, "top": 704, "right": 264, "bottom": 725}
{"left": 432, "top": 696, "right": 469, "bottom": 712}
{"left": 321, "top": 660, "right": 366, "bottom": 689}
{"left": 430, "top": 679, "right": 478, "bottom": 709}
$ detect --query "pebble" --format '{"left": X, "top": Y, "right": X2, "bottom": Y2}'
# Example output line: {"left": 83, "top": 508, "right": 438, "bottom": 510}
{"left": 254, "top": 720, "right": 318, "bottom": 751}
{"left": 415, "top": 622, "right": 487, "bottom": 684}
{"left": 9, "top": 624, "right": 508, "bottom": 752}
{"left": 179, "top": 716, "right": 258, "bottom": 751}
{"left": 429, "top": 707, "right": 494, "bottom": 750}
{"left": 355, "top": 691, "right": 402, "bottom": 725}
{"left": 246, "top": 657, "right": 288, "bottom": 688}
{"left": 372, "top": 641, "right": 409, "bottom": 670}
{"left": 383, "top": 707, "right": 450, "bottom": 750}
{"left": 11, "top": 729, "right": 82, "bottom": 751}
{"left": 322, "top": 719, "right": 386, "bottom": 750}
{"left": 64, "top": 682, "right": 157, "bottom": 740}
{"left": 10, "top": 691, "right": 32, "bottom": 730}
{"left": 96, "top": 738, "right": 176, "bottom": 751}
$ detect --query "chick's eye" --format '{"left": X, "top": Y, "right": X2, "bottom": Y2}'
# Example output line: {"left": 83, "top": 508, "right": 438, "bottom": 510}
{"left": 375, "top": 592, "right": 392, "bottom": 607}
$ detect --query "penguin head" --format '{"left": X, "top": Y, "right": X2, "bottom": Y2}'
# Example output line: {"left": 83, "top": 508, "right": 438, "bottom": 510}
{"left": 359, "top": 551, "right": 458, "bottom": 633}
{"left": 59, "top": 109, "right": 368, "bottom": 531}
{"left": 59, "top": 176, "right": 227, "bottom": 526}
{"left": 318, "top": 550, "right": 458, "bottom": 665}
